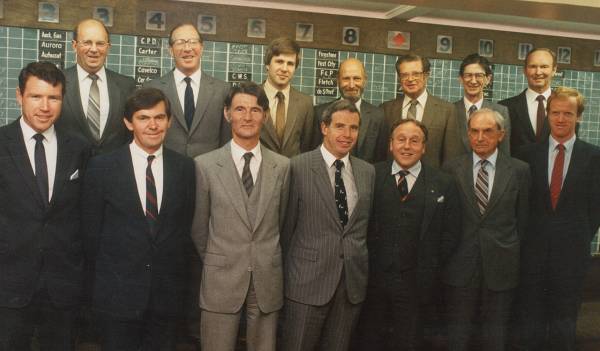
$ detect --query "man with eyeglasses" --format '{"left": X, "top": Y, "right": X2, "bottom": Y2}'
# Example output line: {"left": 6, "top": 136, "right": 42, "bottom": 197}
{"left": 381, "top": 54, "right": 461, "bottom": 168}
{"left": 455, "top": 54, "right": 511, "bottom": 155}
{"left": 443, "top": 108, "right": 530, "bottom": 351}
{"left": 58, "top": 18, "right": 136, "bottom": 156}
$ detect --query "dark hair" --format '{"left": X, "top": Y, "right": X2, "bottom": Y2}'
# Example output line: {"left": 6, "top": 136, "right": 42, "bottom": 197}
{"left": 18, "top": 61, "right": 66, "bottom": 96}
{"left": 72, "top": 18, "right": 110, "bottom": 42}
{"left": 395, "top": 54, "right": 431, "bottom": 75}
{"left": 124, "top": 88, "right": 172, "bottom": 122}
{"left": 224, "top": 81, "right": 269, "bottom": 111}
{"left": 264, "top": 37, "right": 300, "bottom": 67}
{"left": 320, "top": 99, "right": 360, "bottom": 126}
{"left": 525, "top": 48, "right": 557, "bottom": 68}
{"left": 169, "top": 23, "right": 203, "bottom": 46}
{"left": 389, "top": 119, "right": 428, "bottom": 142}
{"left": 459, "top": 53, "right": 492, "bottom": 76}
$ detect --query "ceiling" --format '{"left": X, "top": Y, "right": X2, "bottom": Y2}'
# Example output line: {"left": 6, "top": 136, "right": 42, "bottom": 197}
{"left": 184, "top": 0, "right": 600, "bottom": 40}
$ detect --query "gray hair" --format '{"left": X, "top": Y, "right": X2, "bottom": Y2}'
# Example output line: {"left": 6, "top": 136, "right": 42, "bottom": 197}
{"left": 468, "top": 108, "right": 505, "bottom": 131}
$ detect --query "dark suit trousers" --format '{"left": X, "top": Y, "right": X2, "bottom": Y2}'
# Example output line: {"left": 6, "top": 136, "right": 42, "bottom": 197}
{"left": 0, "top": 287, "right": 75, "bottom": 351}
{"left": 100, "top": 311, "right": 176, "bottom": 351}
{"left": 446, "top": 268, "right": 514, "bottom": 351}
{"left": 354, "top": 268, "right": 420, "bottom": 351}
{"left": 281, "top": 275, "right": 362, "bottom": 351}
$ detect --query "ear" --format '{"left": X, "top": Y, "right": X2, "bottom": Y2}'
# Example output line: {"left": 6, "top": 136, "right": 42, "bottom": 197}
{"left": 223, "top": 107, "right": 231, "bottom": 123}
{"left": 123, "top": 117, "right": 134, "bottom": 132}
{"left": 15, "top": 88, "right": 23, "bottom": 107}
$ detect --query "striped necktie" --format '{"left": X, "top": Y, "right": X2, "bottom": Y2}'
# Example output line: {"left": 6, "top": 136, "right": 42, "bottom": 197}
{"left": 87, "top": 74, "right": 101, "bottom": 140}
{"left": 475, "top": 159, "right": 489, "bottom": 215}
{"left": 146, "top": 155, "right": 158, "bottom": 236}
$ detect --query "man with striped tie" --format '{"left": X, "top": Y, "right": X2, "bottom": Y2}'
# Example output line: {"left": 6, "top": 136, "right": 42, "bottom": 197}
{"left": 443, "top": 108, "right": 530, "bottom": 351}
{"left": 82, "top": 88, "right": 195, "bottom": 351}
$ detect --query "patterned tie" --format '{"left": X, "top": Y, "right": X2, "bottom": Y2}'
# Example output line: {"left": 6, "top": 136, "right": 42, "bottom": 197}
{"left": 87, "top": 74, "right": 101, "bottom": 140}
{"left": 475, "top": 159, "right": 489, "bottom": 215}
{"left": 334, "top": 159, "right": 349, "bottom": 227}
{"left": 184, "top": 77, "right": 195, "bottom": 130}
{"left": 406, "top": 99, "right": 418, "bottom": 120}
{"left": 33, "top": 134, "right": 49, "bottom": 205}
{"left": 275, "top": 91, "right": 286, "bottom": 142}
{"left": 468, "top": 104, "right": 477, "bottom": 116}
{"left": 397, "top": 170, "right": 409, "bottom": 201}
{"left": 536, "top": 95, "right": 545, "bottom": 142}
{"left": 146, "top": 155, "right": 158, "bottom": 236}
{"left": 242, "top": 152, "right": 254, "bottom": 196}
{"left": 550, "top": 144, "right": 565, "bottom": 210}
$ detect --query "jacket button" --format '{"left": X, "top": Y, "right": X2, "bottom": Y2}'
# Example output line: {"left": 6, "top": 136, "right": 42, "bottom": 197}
{"left": 247, "top": 266, "right": 252, "bottom": 272}
{"left": 145, "top": 264, "right": 151, "bottom": 270}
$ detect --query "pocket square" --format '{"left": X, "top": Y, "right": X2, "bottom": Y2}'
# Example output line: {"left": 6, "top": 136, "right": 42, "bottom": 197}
{"left": 437, "top": 195, "right": 445, "bottom": 203}
{"left": 69, "top": 169, "right": 79, "bottom": 181}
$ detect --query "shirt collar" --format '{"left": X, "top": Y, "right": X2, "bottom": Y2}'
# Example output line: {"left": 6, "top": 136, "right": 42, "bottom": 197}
{"left": 230, "top": 139, "right": 262, "bottom": 162}
{"left": 473, "top": 148, "right": 498, "bottom": 169}
{"left": 391, "top": 160, "right": 421, "bottom": 177}
{"left": 320, "top": 144, "right": 350, "bottom": 169}
{"left": 174, "top": 67, "right": 202, "bottom": 84}
{"left": 20, "top": 117, "right": 56, "bottom": 143}
{"left": 549, "top": 134, "right": 576, "bottom": 152}
{"left": 264, "top": 79, "right": 290, "bottom": 100}
{"left": 403, "top": 90, "right": 428, "bottom": 108}
{"left": 77, "top": 64, "right": 107, "bottom": 83}
{"left": 526, "top": 87, "right": 551, "bottom": 103}
{"left": 463, "top": 97, "right": 483, "bottom": 111}
{"left": 129, "top": 141, "right": 163, "bottom": 160}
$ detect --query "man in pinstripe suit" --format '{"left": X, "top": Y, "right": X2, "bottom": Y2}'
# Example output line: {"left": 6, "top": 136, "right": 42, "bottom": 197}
{"left": 280, "top": 99, "right": 375, "bottom": 351}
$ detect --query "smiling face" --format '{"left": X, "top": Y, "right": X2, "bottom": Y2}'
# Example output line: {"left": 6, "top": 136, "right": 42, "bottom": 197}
{"left": 398, "top": 60, "right": 428, "bottom": 99}
{"left": 389, "top": 121, "right": 426, "bottom": 169}
{"left": 338, "top": 59, "right": 366, "bottom": 103}
{"left": 468, "top": 111, "right": 505, "bottom": 159}
{"left": 548, "top": 96, "right": 580, "bottom": 143}
{"left": 266, "top": 53, "right": 297, "bottom": 90}
{"left": 124, "top": 101, "right": 172, "bottom": 154}
{"left": 459, "top": 63, "right": 490, "bottom": 102}
{"left": 169, "top": 24, "right": 203, "bottom": 76}
{"left": 16, "top": 76, "right": 63, "bottom": 133}
{"left": 225, "top": 93, "right": 266, "bottom": 146}
{"left": 72, "top": 19, "right": 110, "bottom": 74}
{"left": 525, "top": 50, "right": 556, "bottom": 94}
{"left": 321, "top": 109, "right": 360, "bottom": 159}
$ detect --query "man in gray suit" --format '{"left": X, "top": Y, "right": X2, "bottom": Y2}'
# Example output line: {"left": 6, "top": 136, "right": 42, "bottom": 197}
{"left": 58, "top": 18, "right": 135, "bottom": 155}
{"left": 144, "top": 22, "right": 230, "bottom": 158}
{"left": 443, "top": 108, "right": 530, "bottom": 351}
{"left": 281, "top": 99, "right": 375, "bottom": 351}
{"left": 313, "top": 58, "right": 388, "bottom": 163}
{"left": 261, "top": 37, "right": 314, "bottom": 158}
{"left": 381, "top": 54, "right": 461, "bottom": 168}
{"left": 192, "top": 82, "right": 290, "bottom": 351}
{"left": 454, "top": 54, "right": 511, "bottom": 155}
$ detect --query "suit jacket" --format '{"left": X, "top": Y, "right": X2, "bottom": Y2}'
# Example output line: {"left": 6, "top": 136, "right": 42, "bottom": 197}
{"left": 261, "top": 86, "right": 314, "bottom": 158}
{"left": 0, "top": 120, "right": 90, "bottom": 308}
{"left": 313, "top": 99, "right": 388, "bottom": 163}
{"left": 443, "top": 151, "right": 530, "bottom": 291}
{"left": 454, "top": 99, "right": 511, "bottom": 155}
{"left": 192, "top": 143, "right": 290, "bottom": 314}
{"left": 58, "top": 65, "right": 135, "bottom": 156}
{"left": 381, "top": 94, "right": 462, "bottom": 168}
{"left": 82, "top": 145, "right": 195, "bottom": 319}
{"left": 516, "top": 139, "right": 600, "bottom": 279}
{"left": 369, "top": 161, "right": 461, "bottom": 300}
{"left": 498, "top": 89, "right": 550, "bottom": 154}
{"left": 282, "top": 149, "right": 375, "bottom": 306}
{"left": 144, "top": 69, "right": 231, "bottom": 158}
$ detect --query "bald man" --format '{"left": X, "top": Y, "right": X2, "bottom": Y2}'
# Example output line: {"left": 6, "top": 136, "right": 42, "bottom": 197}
{"left": 313, "top": 58, "right": 388, "bottom": 163}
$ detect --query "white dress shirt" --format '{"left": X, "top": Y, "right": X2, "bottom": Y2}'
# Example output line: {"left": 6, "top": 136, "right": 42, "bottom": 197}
{"left": 463, "top": 97, "right": 484, "bottom": 122}
{"left": 402, "top": 90, "right": 428, "bottom": 122}
{"left": 230, "top": 140, "right": 262, "bottom": 183}
{"left": 547, "top": 135, "right": 576, "bottom": 187}
{"left": 391, "top": 160, "right": 422, "bottom": 193}
{"left": 20, "top": 118, "right": 57, "bottom": 202}
{"left": 472, "top": 149, "right": 498, "bottom": 198}
{"left": 320, "top": 145, "right": 358, "bottom": 217}
{"left": 129, "top": 142, "right": 164, "bottom": 213}
{"left": 525, "top": 88, "right": 551, "bottom": 134}
{"left": 264, "top": 79, "right": 290, "bottom": 125}
{"left": 77, "top": 65, "right": 110, "bottom": 136}
{"left": 173, "top": 68, "right": 201, "bottom": 113}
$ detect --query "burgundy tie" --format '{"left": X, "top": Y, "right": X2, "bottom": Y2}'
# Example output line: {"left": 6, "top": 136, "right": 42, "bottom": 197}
{"left": 536, "top": 95, "right": 545, "bottom": 142}
{"left": 549, "top": 144, "right": 565, "bottom": 210}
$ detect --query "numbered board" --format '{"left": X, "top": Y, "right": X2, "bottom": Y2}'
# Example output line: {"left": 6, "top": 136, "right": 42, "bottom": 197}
{"left": 146, "top": 11, "right": 166, "bottom": 31}
{"left": 342, "top": 27, "right": 359, "bottom": 46}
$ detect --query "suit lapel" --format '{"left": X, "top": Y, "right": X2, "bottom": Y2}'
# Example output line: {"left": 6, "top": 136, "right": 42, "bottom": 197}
{"left": 484, "top": 153, "right": 512, "bottom": 217}
{"left": 419, "top": 166, "right": 438, "bottom": 239}
{"left": 252, "top": 147, "right": 277, "bottom": 232}
{"left": 310, "top": 150, "right": 342, "bottom": 231}
{"left": 64, "top": 68, "right": 94, "bottom": 141}
{"left": 517, "top": 91, "right": 536, "bottom": 141}
{"left": 216, "top": 144, "right": 253, "bottom": 231}
{"left": 154, "top": 150, "right": 176, "bottom": 242}
{"left": 455, "top": 101, "right": 470, "bottom": 151}
{"left": 102, "top": 70, "right": 123, "bottom": 143}
{"left": 119, "top": 148, "right": 147, "bottom": 221}
{"left": 49, "top": 130, "right": 75, "bottom": 208}
{"left": 189, "top": 72, "right": 213, "bottom": 134}
{"left": 7, "top": 121, "right": 45, "bottom": 208}
{"left": 421, "top": 95, "right": 437, "bottom": 127}
{"left": 555, "top": 139, "right": 583, "bottom": 211}
{"left": 281, "top": 88, "right": 300, "bottom": 149}
{"left": 262, "top": 109, "right": 281, "bottom": 150}
{"left": 344, "top": 156, "right": 364, "bottom": 232}
{"left": 457, "top": 155, "right": 480, "bottom": 216}
{"left": 162, "top": 71, "right": 187, "bottom": 132}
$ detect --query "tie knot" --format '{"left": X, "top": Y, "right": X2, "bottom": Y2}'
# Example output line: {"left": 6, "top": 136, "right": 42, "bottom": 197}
{"left": 33, "top": 133, "right": 45, "bottom": 143}
{"left": 334, "top": 159, "right": 344, "bottom": 171}
{"left": 243, "top": 152, "right": 253, "bottom": 163}
{"left": 398, "top": 170, "right": 409, "bottom": 177}
{"left": 556, "top": 143, "right": 565, "bottom": 151}
{"left": 89, "top": 74, "right": 99, "bottom": 81}
{"left": 147, "top": 155, "right": 156, "bottom": 165}
{"left": 184, "top": 76, "right": 192, "bottom": 85}
{"left": 276, "top": 91, "right": 285, "bottom": 101}
{"left": 410, "top": 99, "right": 418, "bottom": 107}
{"left": 468, "top": 105, "right": 478, "bottom": 115}
{"left": 536, "top": 95, "right": 545, "bottom": 102}
{"left": 479, "top": 159, "right": 488, "bottom": 169}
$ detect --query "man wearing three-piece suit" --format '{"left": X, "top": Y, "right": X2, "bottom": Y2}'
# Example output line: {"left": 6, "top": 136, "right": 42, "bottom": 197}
{"left": 313, "top": 58, "right": 388, "bottom": 163}
{"left": 281, "top": 99, "right": 375, "bottom": 351}
{"left": 516, "top": 87, "right": 600, "bottom": 351}
{"left": 0, "top": 62, "right": 90, "bottom": 350}
{"left": 57, "top": 19, "right": 136, "bottom": 156}
{"left": 355, "top": 119, "right": 461, "bottom": 351}
{"left": 444, "top": 108, "right": 530, "bottom": 351}
{"left": 192, "top": 82, "right": 290, "bottom": 351}
{"left": 82, "top": 88, "right": 195, "bottom": 350}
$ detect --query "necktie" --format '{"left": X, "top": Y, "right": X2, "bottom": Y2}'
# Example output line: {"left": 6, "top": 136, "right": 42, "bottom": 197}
{"left": 33, "top": 134, "right": 49, "bottom": 205}
{"left": 275, "top": 91, "right": 286, "bottom": 142}
{"left": 242, "top": 152, "right": 254, "bottom": 196}
{"left": 536, "top": 95, "right": 545, "bottom": 142}
{"left": 87, "top": 74, "right": 101, "bottom": 140}
{"left": 550, "top": 144, "right": 565, "bottom": 210}
{"left": 475, "top": 159, "right": 489, "bottom": 215}
{"left": 184, "top": 77, "right": 195, "bottom": 130}
{"left": 406, "top": 99, "right": 418, "bottom": 120}
{"left": 397, "top": 170, "right": 409, "bottom": 201}
{"left": 146, "top": 155, "right": 158, "bottom": 236}
{"left": 468, "top": 104, "right": 477, "bottom": 116}
{"left": 334, "top": 159, "right": 349, "bottom": 227}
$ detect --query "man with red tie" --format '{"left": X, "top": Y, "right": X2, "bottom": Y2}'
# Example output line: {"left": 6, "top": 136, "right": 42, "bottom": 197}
{"left": 516, "top": 87, "right": 600, "bottom": 351}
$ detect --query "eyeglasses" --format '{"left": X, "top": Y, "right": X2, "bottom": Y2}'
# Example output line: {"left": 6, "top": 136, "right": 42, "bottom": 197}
{"left": 171, "top": 38, "right": 201, "bottom": 48}
{"left": 399, "top": 71, "right": 425, "bottom": 81}
{"left": 462, "top": 73, "right": 487, "bottom": 81}
{"left": 77, "top": 40, "right": 109, "bottom": 49}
